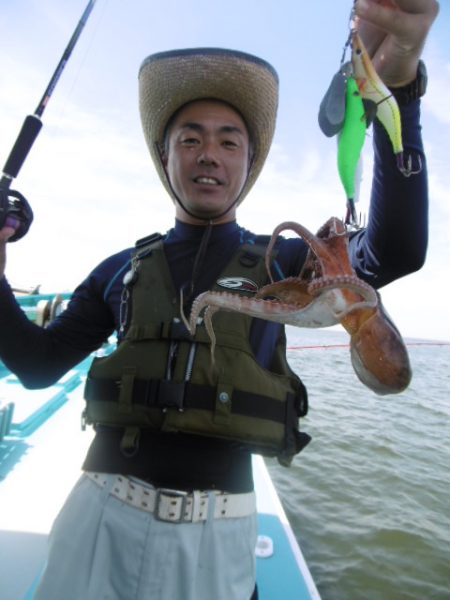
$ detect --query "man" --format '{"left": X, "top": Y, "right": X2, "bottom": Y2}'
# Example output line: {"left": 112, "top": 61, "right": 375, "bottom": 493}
{"left": 0, "top": 1, "right": 439, "bottom": 598}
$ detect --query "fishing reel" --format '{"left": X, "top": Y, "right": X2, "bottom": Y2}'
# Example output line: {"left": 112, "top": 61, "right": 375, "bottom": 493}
{"left": 0, "top": 187, "right": 34, "bottom": 242}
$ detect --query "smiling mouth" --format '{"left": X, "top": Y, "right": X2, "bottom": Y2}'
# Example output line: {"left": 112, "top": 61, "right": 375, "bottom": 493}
{"left": 193, "top": 176, "right": 221, "bottom": 186}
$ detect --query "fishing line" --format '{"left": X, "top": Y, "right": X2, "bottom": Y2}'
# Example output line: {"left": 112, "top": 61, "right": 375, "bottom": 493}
{"left": 28, "top": 0, "right": 109, "bottom": 219}
{"left": 48, "top": 0, "right": 109, "bottom": 140}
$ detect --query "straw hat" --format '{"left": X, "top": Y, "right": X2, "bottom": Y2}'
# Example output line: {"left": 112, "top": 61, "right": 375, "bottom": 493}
{"left": 138, "top": 48, "right": 279, "bottom": 205}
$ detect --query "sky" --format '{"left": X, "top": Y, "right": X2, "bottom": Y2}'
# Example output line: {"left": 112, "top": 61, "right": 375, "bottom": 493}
{"left": 0, "top": 0, "right": 449, "bottom": 342}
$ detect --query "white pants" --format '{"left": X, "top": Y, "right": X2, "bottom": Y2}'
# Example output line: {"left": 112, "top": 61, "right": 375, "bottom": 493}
{"left": 33, "top": 474, "right": 257, "bottom": 600}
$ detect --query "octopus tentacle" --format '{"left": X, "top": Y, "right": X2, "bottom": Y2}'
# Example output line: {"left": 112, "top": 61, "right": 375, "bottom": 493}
{"left": 203, "top": 305, "right": 219, "bottom": 363}
{"left": 187, "top": 291, "right": 212, "bottom": 335}
{"left": 265, "top": 220, "right": 337, "bottom": 282}
{"left": 308, "top": 274, "right": 378, "bottom": 304}
{"left": 305, "top": 276, "right": 378, "bottom": 320}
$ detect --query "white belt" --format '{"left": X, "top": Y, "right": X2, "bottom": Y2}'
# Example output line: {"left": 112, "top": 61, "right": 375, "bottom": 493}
{"left": 85, "top": 472, "right": 256, "bottom": 523}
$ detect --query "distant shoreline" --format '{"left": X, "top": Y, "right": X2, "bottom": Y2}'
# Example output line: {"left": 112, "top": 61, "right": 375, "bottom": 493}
{"left": 287, "top": 340, "right": 450, "bottom": 351}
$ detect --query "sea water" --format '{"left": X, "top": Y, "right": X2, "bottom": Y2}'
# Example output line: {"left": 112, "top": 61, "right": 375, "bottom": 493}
{"left": 266, "top": 327, "right": 450, "bottom": 600}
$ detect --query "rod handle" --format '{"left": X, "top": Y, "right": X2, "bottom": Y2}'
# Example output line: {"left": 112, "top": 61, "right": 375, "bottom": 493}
{"left": 2, "top": 114, "right": 43, "bottom": 182}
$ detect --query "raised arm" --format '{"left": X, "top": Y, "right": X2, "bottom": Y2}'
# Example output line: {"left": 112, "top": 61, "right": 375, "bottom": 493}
{"left": 349, "top": 0, "right": 439, "bottom": 288}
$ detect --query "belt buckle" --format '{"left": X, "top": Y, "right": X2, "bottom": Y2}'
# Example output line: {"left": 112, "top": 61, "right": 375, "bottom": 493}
{"left": 154, "top": 488, "right": 188, "bottom": 523}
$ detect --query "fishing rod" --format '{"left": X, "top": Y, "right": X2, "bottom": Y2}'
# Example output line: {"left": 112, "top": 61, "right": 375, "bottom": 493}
{"left": 0, "top": 0, "right": 97, "bottom": 242}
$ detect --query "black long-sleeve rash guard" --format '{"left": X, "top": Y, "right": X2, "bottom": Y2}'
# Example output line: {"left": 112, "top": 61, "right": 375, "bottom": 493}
{"left": 0, "top": 101, "right": 428, "bottom": 491}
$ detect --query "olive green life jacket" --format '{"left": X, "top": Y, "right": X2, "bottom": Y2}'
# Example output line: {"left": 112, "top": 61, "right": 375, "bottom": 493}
{"left": 83, "top": 235, "right": 310, "bottom": 466}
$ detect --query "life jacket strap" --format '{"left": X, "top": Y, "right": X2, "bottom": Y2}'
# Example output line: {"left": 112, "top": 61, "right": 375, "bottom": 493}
{"left": 85, "top": 376, "right": 294, "bottom": 424}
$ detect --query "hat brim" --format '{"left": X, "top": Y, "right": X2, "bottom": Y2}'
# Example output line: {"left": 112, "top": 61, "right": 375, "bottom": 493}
{"left": 138, "top": 48, "right": 279, "bottom": 204}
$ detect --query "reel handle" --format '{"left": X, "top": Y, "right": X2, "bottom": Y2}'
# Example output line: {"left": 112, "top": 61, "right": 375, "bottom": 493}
{"left": 0, "top": 187, "right": 34, "bottom": 242}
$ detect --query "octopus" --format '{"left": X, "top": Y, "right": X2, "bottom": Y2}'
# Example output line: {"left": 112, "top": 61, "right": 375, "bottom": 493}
{"left": 183, "top": 218, "right": 412, "bottom": 395}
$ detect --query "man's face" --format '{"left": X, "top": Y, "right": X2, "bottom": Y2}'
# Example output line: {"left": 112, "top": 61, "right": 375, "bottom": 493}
{"left": 163, "top": 99, "right": 251, "bottom": 224}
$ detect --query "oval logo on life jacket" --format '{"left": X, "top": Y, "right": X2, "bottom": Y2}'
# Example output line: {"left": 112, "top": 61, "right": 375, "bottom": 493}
{"left": 216, "top": 277, "right": 258, "bottom": 293}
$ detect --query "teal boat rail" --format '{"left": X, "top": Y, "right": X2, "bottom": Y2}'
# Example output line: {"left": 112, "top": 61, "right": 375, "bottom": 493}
{"left": 14, "top": 292, "right": 71, "bottom": 325}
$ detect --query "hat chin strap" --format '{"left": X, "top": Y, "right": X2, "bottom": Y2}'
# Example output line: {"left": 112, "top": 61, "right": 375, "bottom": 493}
{"left": 156, "top": 142, "right": 250, "bottom": 224}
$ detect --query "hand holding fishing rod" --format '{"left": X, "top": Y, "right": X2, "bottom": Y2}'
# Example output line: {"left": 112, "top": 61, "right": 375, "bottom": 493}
{"left": 0, "top": 0, "right": 97, "bottom": 245}
{"left": 0, "top": 227, "right": 14, "bottom": 280}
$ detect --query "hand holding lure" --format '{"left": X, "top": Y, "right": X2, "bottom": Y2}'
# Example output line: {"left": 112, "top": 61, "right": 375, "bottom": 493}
{"left": 318, "top": 2, "right": 420, "bottom": 228}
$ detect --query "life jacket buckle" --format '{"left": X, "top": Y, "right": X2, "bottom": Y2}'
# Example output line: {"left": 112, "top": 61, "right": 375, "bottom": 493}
{"left": 169, "top": 318, "right": 193, "bottom": 341}
{"left": 157, "top": 380, "right": 186, "bottom": 412}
